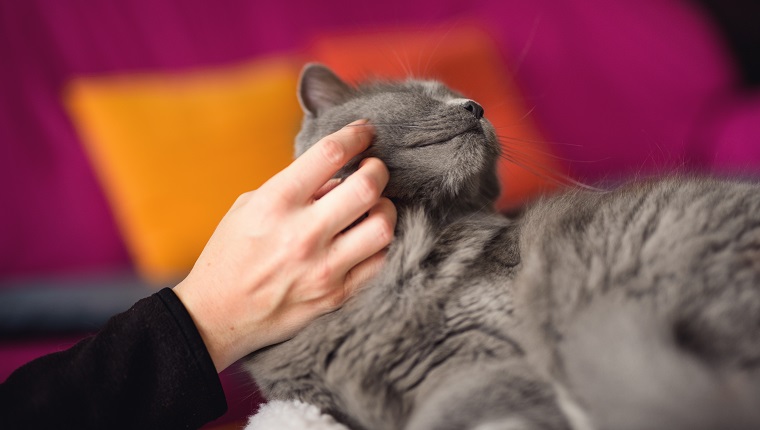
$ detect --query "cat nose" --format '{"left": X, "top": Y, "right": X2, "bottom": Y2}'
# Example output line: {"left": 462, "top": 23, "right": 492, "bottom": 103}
{"left": 462, "top": 100, "right": 484, "bottom": 119}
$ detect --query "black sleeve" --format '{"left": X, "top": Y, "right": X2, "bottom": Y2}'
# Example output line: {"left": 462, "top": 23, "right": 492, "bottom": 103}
{"left": 0, "top": 288, "right": 227, "bottom": 429}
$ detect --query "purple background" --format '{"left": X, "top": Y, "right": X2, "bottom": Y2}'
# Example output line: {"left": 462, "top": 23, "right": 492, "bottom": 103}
{"left": 1, "top": 0, "right": 756, "bottom": 278}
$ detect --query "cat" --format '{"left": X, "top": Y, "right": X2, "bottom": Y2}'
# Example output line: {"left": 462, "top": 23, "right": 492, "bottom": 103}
{"left": 245, "top": 63, "right": 568, "bottom": 429}
{"left": 514, "top": 177, "right": 760, "bottom": 430}
{"left": 245, "top": 63, "right": 760, "bottom": 430}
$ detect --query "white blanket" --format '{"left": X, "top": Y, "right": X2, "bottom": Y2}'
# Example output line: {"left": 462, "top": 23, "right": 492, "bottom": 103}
{"left": 245, "top": 400, "right": 349, "bottom": 430}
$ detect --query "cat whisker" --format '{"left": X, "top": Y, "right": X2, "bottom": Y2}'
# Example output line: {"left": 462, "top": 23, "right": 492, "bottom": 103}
{"left": 343, "top": 122, "right": 444, "bottom": 130}
{"left": 422, "top": 21, "right": 461, "bottom": 77}
{"left": 494, "top": 133, "right": 583, "bottom": 148}
{"left": 500, "top": 144, "right": 575, "bottom": 163}
{"left": 501, "top": 146, "right": 611, "bottom": 166}
{"left": 498, "top": 152, "right": 605, "bottom": 192}
{"left": 510, "top": 12, "right": 544, "bottom": 77}
{"left": 389, "top": 49, "right": 413, "bottom": 79}
{"left": 516, "top": 105, "right": 538, "bottom": 123}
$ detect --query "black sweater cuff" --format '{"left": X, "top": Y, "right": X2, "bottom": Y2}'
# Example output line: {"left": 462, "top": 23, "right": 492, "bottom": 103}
{"left": 0, "top": 288, "right": 228, "bottom": 429}
{"left": 156, "top": 287, "right": 227, "bottom": 413}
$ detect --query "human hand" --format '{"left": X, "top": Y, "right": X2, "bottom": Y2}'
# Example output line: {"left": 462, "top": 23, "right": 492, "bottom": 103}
{"left": 173, "top": 120, "right": 396, "bottom": 372}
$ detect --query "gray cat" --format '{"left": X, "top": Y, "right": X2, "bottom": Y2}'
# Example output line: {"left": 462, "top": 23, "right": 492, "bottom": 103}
{"left": 245, "top": 64, "right": 760, "bottom": 430}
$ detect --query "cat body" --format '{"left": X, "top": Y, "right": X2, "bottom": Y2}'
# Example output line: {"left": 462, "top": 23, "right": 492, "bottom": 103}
{"left": 249, "top": 208, "right": 563, "bottom": 429}
{"left": 515, "top": 177, "right": 760, "bottom": 429}
{"left": 246, "top": 64, "right": 760, "bottom": 429}
{"left": 247, "top": 64, "right": 570, "bottom": 429}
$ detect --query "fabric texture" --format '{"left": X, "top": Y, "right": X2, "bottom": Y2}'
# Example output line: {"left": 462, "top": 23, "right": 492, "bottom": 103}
{"left": 66, "top": 59, "right": 300, "bottom": 282}
{"left": 246, "top": 400, "right": 348, "bottom": 430}
{"left": 0, "top": 288, "right": 227, "bottom": 429}
{"left": 0, "top": 278, "right": 156, "bottom": 334}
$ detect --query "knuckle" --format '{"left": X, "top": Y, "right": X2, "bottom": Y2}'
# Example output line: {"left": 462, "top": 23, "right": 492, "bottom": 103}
{"left": 322, "top": 289, "right": 346, "bottom": 310}
{"left": 236, "top": 191, "right": 252, "bottom": 203}
{"left": 290, "top": 242, "right": 311, "bottom": 262}
{"left": 320, "top": 138, "right": 346, "bottom": 166}
{"left": 305, "top": 217, "right": 330, "bottom": 241}
{"left": 260, "top": 177, "right": 301, "bottom": 210}
{"left": 353, "top": 174, "right": 381, "bottom": 204}
{"left": 278, "top": 177, "right": 306, "bottom": 206}
{"left": 310, "top": 259, "right": 333, "bottom": 286}
{"left": 232, "top": 190, "right": 255, "bottom": 209}
{"left": 379, "top": 197, "right": 397, "bottom": 221}
{"left": 376, "top": 216, "right": 395, "bottom": 245}
{"left": 286, "top": 230, "right": 320, "bottom": 262}
{"left": 370, "top": 198, "right": 397, "bottom": 243}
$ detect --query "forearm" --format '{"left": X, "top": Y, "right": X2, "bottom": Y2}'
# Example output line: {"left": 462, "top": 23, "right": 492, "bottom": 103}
{"left": 0, "top": 288, "right": 226, "bottom": 429}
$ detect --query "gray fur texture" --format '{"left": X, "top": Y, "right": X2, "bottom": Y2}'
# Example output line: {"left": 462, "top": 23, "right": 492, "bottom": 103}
{"left": 515, "top": 178, "right": 760, "bottom": 430}
{"left": 245, "top": 64, "right": 760, "bottom": 429}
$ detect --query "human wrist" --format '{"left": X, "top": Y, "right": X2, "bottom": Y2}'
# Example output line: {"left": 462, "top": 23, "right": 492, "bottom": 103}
{"left": 173, "top": 280, "right": 238, "bottom": 372}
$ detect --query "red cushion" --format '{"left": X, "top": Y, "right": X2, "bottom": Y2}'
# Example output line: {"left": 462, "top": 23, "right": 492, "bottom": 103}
{"left": 307, "top": 24, "right": 562, "bottom": 209}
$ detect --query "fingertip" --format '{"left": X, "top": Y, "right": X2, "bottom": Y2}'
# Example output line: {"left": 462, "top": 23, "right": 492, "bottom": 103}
{"left": 273, "top": 120, "right": 375, "bottom": 204}
{"left": 376, "top": 203, "right": 396, "bottom": 246}
{"left": 348, "top": 118, "right": 370, "bottom": 127}
{"left": 342, "top": 119, "right": 374, "bottom": 149}
{"left": 346, "top": 119, "right": 373, "bottom": 133}
{"left": 372, "top": 197, "right": 397, "bottom": 227}
{"left": 358, "top": 157, "right": 390, "bottom": 187}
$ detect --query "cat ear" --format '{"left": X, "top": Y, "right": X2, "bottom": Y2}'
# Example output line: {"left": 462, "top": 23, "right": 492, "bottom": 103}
{"left": 298, "top": 63, "right": 354, "bottom": 117}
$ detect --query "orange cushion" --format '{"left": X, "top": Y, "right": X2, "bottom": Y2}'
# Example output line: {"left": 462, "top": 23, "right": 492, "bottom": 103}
{"left": 65, "top": 58, "right": 301, "bottom": 282}
{"left": 308, "top": 24, "right": 561, "bottom": 210}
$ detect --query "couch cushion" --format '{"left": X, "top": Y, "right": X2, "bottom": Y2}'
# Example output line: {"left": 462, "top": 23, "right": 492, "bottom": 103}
{"left": 65, "top": 58, "right": 301, "bottom": 281}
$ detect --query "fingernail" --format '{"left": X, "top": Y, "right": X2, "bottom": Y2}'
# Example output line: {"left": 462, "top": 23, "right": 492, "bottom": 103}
{"left": 347, "top": 119, "right": 370, "bottom": 127}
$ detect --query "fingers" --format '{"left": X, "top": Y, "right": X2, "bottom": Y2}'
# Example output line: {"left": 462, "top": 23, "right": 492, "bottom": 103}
{"left": 314, "top": 197, "right": 395, "bottom": 311}
{"left": 342, "top": 250, "right": 388, "bottom": 299}
{"left": 313, "top": 178, "right": 342, "bottom": 200}
{"left": 264, "top": 120, "right": 374, "bottom": 205}
{"left": 329, "top": 197, "right": 397, "bottom": 275}
{"left": 316, "top": 157, "right": 390, "bottom": 235}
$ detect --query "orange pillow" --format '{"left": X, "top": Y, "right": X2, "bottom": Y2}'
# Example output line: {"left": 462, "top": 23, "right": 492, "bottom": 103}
{"left": 66, "top": 58, "right": 301, "bottom": 282}
{"left": 308, "top": 24, "right": 561, "bottom": 209}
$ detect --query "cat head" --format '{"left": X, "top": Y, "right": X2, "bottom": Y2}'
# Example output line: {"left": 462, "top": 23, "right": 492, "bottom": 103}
{"left": 295, "top": 63, "right": 502, "bottom": 216}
